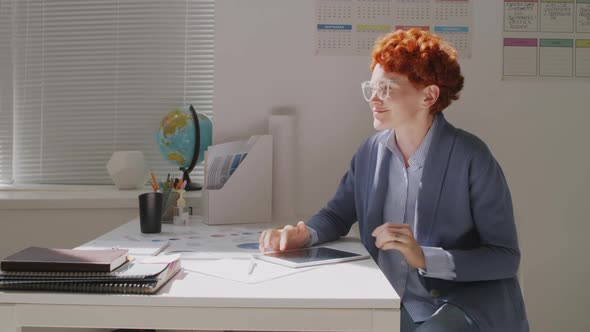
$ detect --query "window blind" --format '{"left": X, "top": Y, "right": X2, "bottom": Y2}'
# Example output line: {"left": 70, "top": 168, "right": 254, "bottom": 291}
{"left": 10, "top": 0, "right": 213, "bottom": 184}
{"left": 0, "top": 0, "right": 13, "bottom": 183}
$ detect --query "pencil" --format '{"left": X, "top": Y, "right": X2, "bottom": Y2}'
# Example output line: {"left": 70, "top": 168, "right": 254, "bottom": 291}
{"left": 150, "top": 171, "right": 159, "bottom": 191}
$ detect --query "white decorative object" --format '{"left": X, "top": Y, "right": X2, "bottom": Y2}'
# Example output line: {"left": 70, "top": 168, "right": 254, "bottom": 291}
{"left": 268, "top": 114, "right": 296, "bottom": 221}
{"left": 106, "top": 151, "right": 149, "bottom": 190}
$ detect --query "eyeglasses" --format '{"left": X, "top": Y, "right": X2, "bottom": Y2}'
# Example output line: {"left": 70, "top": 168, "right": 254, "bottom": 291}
{"left": 361, "top": 80, "right": 396, "bottom": 102}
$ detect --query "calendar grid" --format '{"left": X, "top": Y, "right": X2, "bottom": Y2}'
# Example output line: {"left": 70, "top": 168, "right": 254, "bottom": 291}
{"left": 315, "top": 0, "right": 473, "bottom": 57}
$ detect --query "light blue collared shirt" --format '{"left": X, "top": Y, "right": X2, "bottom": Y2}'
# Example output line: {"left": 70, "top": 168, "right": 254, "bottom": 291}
{"left": 378, "top": 114, "right": 455, "bottom": 323}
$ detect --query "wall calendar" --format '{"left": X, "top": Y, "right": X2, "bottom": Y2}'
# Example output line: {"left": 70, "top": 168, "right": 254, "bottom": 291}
{"left": 316, "top": 0, "right": 473, "bottom": 57}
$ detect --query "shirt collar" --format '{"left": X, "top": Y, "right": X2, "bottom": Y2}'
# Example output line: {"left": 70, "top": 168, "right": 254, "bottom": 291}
{"left": 382, "top": 113, "right": 441, "bottom": 170}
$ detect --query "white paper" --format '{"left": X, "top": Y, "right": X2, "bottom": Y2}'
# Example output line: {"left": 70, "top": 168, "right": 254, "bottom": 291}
{"left": 142, "top": 223, "right": 267, "bottom": 260}
{"left": 540, "top": 1, "right": 574, "bottom": 33}
{"left": 578, "top": 2, "right": 590, "bottom": 33}
{"left": 184, "top": 258, "right": 316, "bottom": 284}
{"left": 77, "top": 240, "right": 170, "bottom": 256}
{"left": 88, "top": 221, "right": 272, "bottom": 260}
{"left": 540, "top": 44, "right": 573, "bottom": 77}
{"left": 504, "top": 0, "right": 538, "bottom": 32}
{"left": 140, "top": 254, "right": 180, "bottom": 264}
{"left": 503, "top": 39, "right": 538, "bottom": 76}
{"left": 575, "top": 44, "right": 590, "bottom": 77}
{"left": 502, "top": 1, "right": 590, "bottom": 79}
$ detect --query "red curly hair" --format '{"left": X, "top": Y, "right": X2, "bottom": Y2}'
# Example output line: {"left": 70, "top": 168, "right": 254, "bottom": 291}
{"left": 370, "top": 29, "right": 464, "bottom": 114}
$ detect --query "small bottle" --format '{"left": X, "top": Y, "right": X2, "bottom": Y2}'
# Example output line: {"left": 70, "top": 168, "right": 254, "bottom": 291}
{"left": 173, "top": 189, "right": 191, "bottom": 226}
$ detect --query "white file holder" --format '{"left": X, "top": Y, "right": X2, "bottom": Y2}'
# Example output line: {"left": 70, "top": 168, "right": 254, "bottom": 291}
{"left": 203, "top": 135, "right": 273, "bottom": 225}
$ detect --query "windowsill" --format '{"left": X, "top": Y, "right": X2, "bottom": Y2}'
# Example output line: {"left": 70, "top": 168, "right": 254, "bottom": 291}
{"left": 0, "top": 184, "right": 202, "bottom": 210}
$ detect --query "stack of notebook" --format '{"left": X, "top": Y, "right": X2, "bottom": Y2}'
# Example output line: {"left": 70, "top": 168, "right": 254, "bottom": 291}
{"left": 0, "top": 247, "right": 181, "bottom": 294}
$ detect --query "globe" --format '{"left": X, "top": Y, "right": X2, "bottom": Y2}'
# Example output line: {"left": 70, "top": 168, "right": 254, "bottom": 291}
{"left": 156, "top": 105, "right": 212, "bottom": 190}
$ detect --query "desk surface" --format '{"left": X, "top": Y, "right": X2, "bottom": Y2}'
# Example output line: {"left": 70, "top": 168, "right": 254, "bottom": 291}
{"left": 0, "top": 218, "right": 400, "bottom": 332}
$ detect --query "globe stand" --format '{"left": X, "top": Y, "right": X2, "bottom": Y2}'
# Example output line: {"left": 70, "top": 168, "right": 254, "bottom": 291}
{"left": 180, "top": 168, "right": 202, "bottom": 191}
{"left": 179, "top": 105, "right": 203, "bottom": 191}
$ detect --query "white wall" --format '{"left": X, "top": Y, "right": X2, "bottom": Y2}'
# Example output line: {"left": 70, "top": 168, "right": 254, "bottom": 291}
{"left": 0, "top": 209, "right": 136, "bottom": 257}
{"left": 214, "top": 0, "right": 590, "bottom": 331}
{"left": 214, "top": 0, "right": 373, "bottom": 216}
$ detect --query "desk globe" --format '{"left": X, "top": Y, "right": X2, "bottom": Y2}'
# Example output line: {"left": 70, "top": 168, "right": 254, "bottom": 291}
{"left": 156, "top": 105, "right": 212, "bottom": 190}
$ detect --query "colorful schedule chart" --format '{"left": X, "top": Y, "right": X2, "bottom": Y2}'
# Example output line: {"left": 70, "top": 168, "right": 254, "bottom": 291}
{"left": 539, "top": 39, "right": 574, "bottom": 76}
{"left": 503, "top": 0, "right": 590, "bottom": 78}
{"left": 575, "top": 39, "right": 590, "bottom": 76}
{"left": 578, "top": 0, "right": 590, "bottom": 32}
{"left": 505, "top": 0, "right": 539, "bottom": 32}
{"left": 504, "top": 38, "right": 539, "bottom": 76}
{"left": 540, "top": 0, "right": 574, "bottom": 32}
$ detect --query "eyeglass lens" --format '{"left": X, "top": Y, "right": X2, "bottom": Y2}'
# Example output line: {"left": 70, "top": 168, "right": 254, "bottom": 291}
{"left": 361, "top": 81, "right": 390, "bottom": 102}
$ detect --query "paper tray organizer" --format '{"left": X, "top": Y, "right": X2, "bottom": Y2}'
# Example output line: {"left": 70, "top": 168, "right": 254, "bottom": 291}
{"left": 203, "top": 135, "right": 273, "bottom": 225}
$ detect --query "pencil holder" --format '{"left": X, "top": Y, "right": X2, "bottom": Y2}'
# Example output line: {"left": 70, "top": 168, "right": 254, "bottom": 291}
{"left": 138, "top": 192, "right": 163, "bottom": 233}
{"left": 161, "top": 191, "right": 180, "bottom": 223}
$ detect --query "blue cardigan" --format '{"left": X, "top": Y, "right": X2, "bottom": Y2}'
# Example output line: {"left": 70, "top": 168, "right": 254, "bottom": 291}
{"left": 307, "top": 114, "right": 529, "bottom": 331}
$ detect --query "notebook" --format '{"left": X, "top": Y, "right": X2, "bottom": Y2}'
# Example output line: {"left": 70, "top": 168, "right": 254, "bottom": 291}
{"left": 0, "top": 247, "right": 129, "bottom": 273}
{"left": 0, "top": 255, "right": 182, "bottom": 294}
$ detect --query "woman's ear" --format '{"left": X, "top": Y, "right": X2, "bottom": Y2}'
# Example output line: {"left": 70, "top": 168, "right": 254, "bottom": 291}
{"left": 422, "top": 85, "right": 440, "bottom": 109}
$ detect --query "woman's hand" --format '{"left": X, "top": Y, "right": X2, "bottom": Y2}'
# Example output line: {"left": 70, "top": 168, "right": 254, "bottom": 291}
{"left": 371, "top": 223, "right": 426, "bottom": 269}
{"left": 259, "top": 221, "right": 311, "bottom": 252}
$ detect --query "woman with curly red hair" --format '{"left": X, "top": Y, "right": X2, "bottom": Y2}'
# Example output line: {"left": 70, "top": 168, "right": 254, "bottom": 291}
{"left": 260, "top": 29, "right": 528, "bottom": 331}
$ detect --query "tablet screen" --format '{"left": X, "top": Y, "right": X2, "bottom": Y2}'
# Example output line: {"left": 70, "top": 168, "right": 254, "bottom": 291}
{"left": 261, "top": 247, "right": 362, "bottom": 264}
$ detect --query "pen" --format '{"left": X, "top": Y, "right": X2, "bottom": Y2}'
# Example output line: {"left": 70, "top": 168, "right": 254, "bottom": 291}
{"left": 247, "top": 258, "right": 257, "bottom": 275}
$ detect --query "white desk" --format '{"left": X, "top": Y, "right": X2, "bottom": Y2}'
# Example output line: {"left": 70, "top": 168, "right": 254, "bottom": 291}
{"left": 0, "top": 219, "right": 400, "bottom": 332}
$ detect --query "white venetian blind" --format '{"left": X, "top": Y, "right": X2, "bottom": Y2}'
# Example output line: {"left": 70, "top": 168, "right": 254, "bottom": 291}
{"left": 11, "top": 0, "right": 214, "bottom": 184}
{"left": 0, "top": 0, "right": 13, "bottom": 184}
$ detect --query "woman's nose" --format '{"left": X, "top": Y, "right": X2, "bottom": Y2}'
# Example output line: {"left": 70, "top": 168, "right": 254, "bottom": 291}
{"left": 370, "top": 92, "right": 382, "bottom": 105}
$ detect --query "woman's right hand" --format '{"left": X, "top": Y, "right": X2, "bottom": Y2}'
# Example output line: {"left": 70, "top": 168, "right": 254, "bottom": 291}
{"left": 259, "top": 221, "right": 311, "bottom": 252}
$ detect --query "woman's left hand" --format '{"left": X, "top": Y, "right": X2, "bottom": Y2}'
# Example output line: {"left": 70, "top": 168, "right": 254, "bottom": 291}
{"left": 371, "top": 223, "right": 426, "bottom": 269}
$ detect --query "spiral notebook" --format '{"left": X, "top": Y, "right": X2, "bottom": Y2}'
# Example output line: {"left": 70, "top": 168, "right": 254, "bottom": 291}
{"left": 0, "top": 255, "right": 182, "bottom": 294}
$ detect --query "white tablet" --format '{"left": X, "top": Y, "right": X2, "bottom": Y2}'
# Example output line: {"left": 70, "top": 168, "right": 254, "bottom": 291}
{"left": 254, "top": 247, "right": 370, "bottom": 268}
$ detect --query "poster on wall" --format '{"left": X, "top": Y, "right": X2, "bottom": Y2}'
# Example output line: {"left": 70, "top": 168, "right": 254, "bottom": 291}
{"left": 502, "top": 0, "right": 590, "bottom": 78}
{"left": 315, "top": 0, "right": 473, "bottom": 58}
